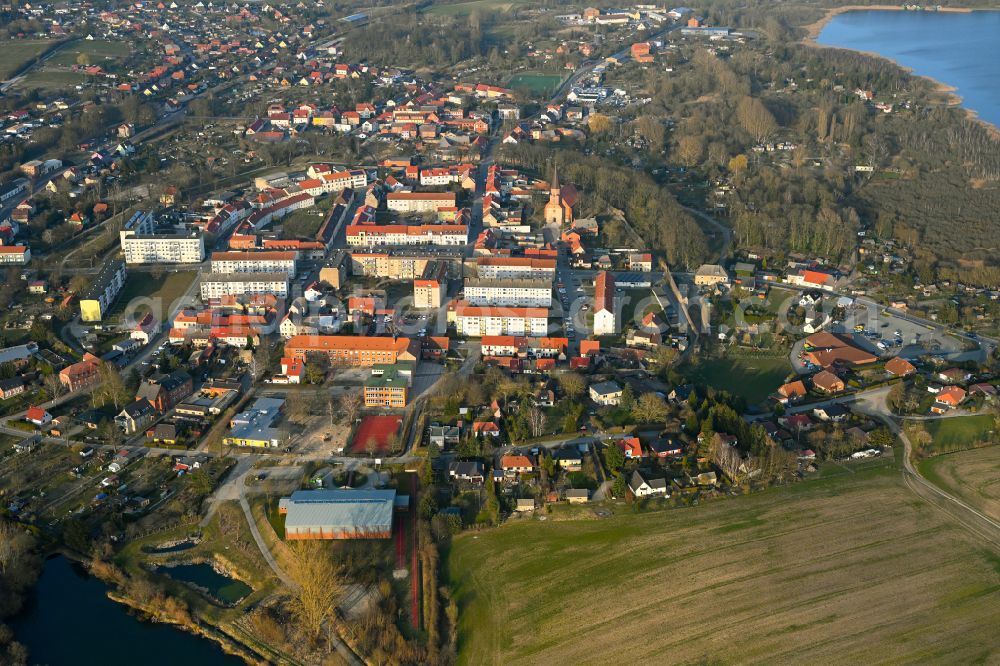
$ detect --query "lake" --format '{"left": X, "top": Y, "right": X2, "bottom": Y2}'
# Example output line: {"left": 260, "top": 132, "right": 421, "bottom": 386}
{"left": 816, "top": 10, "right": 1000, "bottom": 128}
{"left": 12, "top": 556, "right": 246, "bottom": 666}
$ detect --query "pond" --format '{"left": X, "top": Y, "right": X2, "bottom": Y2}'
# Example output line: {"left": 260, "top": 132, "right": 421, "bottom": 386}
{"left": 13, "top": 556, "right": 245, "bottom": 666}
{"left": 154, "top": 562, "right": 252, "bottom": 606}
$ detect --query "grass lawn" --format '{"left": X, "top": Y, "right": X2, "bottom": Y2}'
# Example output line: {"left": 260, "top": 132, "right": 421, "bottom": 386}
{"left": 16, "top": 69, "right": 85, "bottom": 90}
{"left": 686, "top": 355, "right": 792, "bottom": 404}
{"left": 105, "top": 271, "right": 197, "bottom": 320}
{"left": 425, "top": 0, "right": 528, "bottom": 16}
{"left": 46, "top": 39, "right": 130, "bottom": 67}
{"left": 508, "top": 72, "right": 563, "bottom": 98}
{"left": 0, "top": 39, "right": 57, "bottom": 79}
{"left": 277, "top": 208, "right": 325, "bottom": 239}
{"left": 448, "top": 466, "right": 1000, "bottom": 665}
{"left": 919, "top": 445, "right": 1000, "bottom": 523}
{"left": 921, "top": 414, "right": 997, "bottom": 454}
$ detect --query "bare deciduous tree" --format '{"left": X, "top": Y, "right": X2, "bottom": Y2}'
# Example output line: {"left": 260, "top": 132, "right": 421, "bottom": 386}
{"left": 737, "top": 96, "right": 777, "bottom": 144}
{"left": 288, "top": 541, "right": 343, "bottom": 643}
{"left": 528, "top": 407, "right": 546, "bottom": 438}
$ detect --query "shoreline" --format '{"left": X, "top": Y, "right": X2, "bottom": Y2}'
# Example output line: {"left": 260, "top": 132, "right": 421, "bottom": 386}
{"left": 801, "top": 4, "right": 976, "bottom": 40}
{"left": 800, "top": 6, "right": 1000, "bottom": 136}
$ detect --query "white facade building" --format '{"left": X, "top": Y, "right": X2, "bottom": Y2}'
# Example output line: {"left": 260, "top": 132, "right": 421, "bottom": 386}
{"left": 210, "top": 251, "right": 297, "bottom": 275}
{"left": 454, "top": 304, "right": 548, "bottom": 337}
{"left": 464, "top": 278, "right": 552, "bottom": 307}
{"left": 200, "top": 272, "right": 290, "bottom": 300}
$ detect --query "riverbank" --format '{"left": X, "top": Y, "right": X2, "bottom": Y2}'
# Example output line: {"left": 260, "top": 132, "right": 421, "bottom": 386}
{"left": 801, "top": 4, "right": 974, "bottom": 40}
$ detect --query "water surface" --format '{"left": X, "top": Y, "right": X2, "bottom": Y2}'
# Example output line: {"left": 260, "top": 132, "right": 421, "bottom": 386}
{"left": 13, "top": 556, "right": 245, "bottom": 666}
{"left": 817, "top": 10, "right": 1000, "bottom": 128}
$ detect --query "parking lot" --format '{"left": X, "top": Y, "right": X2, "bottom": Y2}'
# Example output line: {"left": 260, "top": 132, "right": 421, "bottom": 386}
{"left": 788, "top": 292, "right": 984, "bottom": 373}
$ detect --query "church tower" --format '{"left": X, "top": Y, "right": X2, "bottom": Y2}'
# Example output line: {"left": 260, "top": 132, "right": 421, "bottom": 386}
{"left": 543, "top": 163, "right": 572, "bottom": 226}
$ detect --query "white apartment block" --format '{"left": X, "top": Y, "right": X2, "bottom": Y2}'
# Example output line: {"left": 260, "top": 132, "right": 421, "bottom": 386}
{"left": 210, "top": 251, "right": 297, "bottom": 275}
{"left": 200, "top": 272, "right": 290, "bottom": 300}
{"left": 299, "top": 169, "right": 368, "bottom": 196}
{"left": 454, "top": 303, "right": 548, "bottom": 337}
{"left": 346, "top": 224, "right": 467, "bottom": 247}
{"left": 464, "top": 278, "right": 552, "bottom": 307}
{"left": 386, "top": 192, "right": 456, "bottom": 213}
{"left": 414, "top": 279, "right": 446, "bottom": 309}
{"left": 121, "top": 230, "right": 205, "bottom": 264}
{"left": 419, "top": 168, "right": 461, "bottom": 186}
{"left": 475, "top": 257, "right": 556, "bottom": 281}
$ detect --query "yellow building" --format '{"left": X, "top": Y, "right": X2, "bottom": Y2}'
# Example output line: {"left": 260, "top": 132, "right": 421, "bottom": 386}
{"left": 79, "top": 261, "right": 127, "bottom": 322}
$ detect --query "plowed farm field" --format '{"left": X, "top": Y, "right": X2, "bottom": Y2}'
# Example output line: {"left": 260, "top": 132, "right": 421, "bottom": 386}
{"left": 448, "top": 466, "right": 1000, "bottom": 665}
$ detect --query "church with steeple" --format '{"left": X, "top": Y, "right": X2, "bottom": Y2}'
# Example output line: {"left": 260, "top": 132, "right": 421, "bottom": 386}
{"left": 543, "top": 164, "right": 574, "bottom": 227}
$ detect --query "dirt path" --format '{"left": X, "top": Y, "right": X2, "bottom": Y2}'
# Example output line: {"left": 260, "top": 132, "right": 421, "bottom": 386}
{"left": 851, "top": 392, "right": 1000, "bottom": 547}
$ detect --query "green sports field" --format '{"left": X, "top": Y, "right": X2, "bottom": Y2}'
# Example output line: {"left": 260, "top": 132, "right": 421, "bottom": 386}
{"left": 508, "top": 72, "right": 563, "bottom": 98}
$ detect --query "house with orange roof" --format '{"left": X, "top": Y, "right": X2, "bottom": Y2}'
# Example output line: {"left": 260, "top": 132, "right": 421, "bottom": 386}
{"left": 884, "top": 356, "right": 916, "bottom": 377}
{"left": 500, "top": 455, "right": 535, "bottom": 475}
{"left": 932, "top": 386, "right": 966, "bottom": 414}
{"left": 776, "top": 380, "right": 808, "bottom": 403}
{"left": 811, "top": 370, "right": 845, "bottom": 394}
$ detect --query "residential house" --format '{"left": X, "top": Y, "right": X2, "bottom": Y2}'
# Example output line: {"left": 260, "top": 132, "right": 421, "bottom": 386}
{"left": 811, "top": 370, "right": 845, "bottom": 394}
{"left": 937, "top": 368, "right": 972, "bottom": 385}
{"left": 649, "top": 437, "right": 683, "bottom": 458}
{"left": 116, "top": 400, "right": 157, "bottom": 434}
{"left": 628, "top": 470, "right": 669, "bottom": 498}
{"left": 813, "top": 404, "right": 850, "bottom": 422}
{"left": 884, "top": 356, "right": 916, "bottom": 377}
{"left": 448, "top": 461, "right": 485, "bottom": 484}
{"left": 500, "top": 454, "right": 535, "bottom": 476}
{"left": 776, "top": 380, "right": 807, "bottom": 404}
{"left": 428, "top": 424, "right": 461, "bottom": 448}
{"left": 616, "top": 437, "right": 643, "bottom": 459}
{"left": 693, "top": 264, "right": 729, "bottom": 287}
{"left": 589, "top": 380, "right": 623, "bottom": 406}
{"left": 25, "top": 406, "right": 52, "bottom": 427}
{"left": 566, "top": 488, "right": 590, "bottom": 504}
{"left": 552, "top": 447, "right": 583, "bottom": 471}
{"left": 136, "top": 370, "right": 193, "bottom": 413}
{"left": 0, "top": 377, "right": 25, "bottom": 400}
{"left": 59, "top": 353, "right": 102, "bottom": 392}
{"left": 932, "top": 386, "right": 966, "bottom": 414}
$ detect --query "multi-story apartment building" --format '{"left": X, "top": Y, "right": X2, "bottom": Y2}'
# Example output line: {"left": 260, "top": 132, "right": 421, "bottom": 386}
{"left": 414, "top": 260, "right": 449, "bottom": 309}
{"left": 349, "top": 251, "right": 458, "bottom": 279}
{"left": 80, "top": 260, "right": 127, "bottom": 322}
{"left": 386, "top": 191, "right": 456, "bottom": 213}
{"left": 297, "top": 169, "right": 368, "bottom": 196}
{"left": 345, "top": 224, "right": 467, "bottom": 247}
{"left": 199, "top": 272, "right": 290, "bottom": 300}
{"left": 454, "top": 302, "right": 548, "bottom": 337}
{"left": 284, "top": 335, "right": 420, "bottom": 367}
{"left": 118, "top": 210, "right": 205, "bottom": 264}
{"left": 475, "top": 256, "right": 556, "bottom": 281}
{"left": 210, "top": 251, "right": 297, "bottom": 275}
{"left": 122, "top": 229, "right": 205, "bottom": 264}
{"left": 464, "top": 278, "right": 552, "bottom": 307}
{"left": 480, "top": 336, "right": 569, "bottom": 358}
